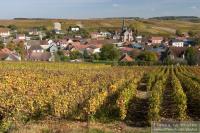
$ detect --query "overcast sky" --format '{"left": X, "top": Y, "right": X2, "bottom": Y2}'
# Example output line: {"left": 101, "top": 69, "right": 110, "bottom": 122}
{"left": 0, "top": 0, "right": 199, "bottom": 19}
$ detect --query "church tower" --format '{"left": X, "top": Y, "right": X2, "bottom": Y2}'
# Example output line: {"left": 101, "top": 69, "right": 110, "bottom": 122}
{"left": 121, "top": 18, "right": 127, "bottom": 32}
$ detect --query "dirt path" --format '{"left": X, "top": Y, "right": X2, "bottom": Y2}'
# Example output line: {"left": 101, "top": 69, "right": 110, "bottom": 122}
{"left": 126, "top": 77, "right": 150, "bottom": 127}
{"left": 160, "top": 78, "right": 176, "bottom": 120}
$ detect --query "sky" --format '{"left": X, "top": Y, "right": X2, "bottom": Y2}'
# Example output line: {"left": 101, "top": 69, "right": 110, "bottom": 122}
{"left": 0, "top": 0, "right": 200, "bottom": 19}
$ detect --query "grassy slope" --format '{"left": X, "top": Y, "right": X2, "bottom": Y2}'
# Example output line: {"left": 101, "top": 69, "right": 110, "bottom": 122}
{"left": 0, "top": 19, "right": 200, "bottom": 36}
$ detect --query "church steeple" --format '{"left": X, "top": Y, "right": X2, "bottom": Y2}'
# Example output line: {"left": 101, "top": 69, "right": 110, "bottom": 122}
{"left": 122, "top": 18, "right": 127, "bottom": 32}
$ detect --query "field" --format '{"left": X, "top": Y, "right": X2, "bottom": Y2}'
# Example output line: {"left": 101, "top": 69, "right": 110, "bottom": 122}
{"left": 1, "top": 19, "right": 200, "bottom": 36}
{"left": 0, "top": 62, "right": 200, "bottom": 133}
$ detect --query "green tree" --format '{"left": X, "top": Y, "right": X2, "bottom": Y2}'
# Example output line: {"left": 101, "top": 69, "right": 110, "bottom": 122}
{"left": 0, "top": 41, "right": 4, "bottom": 50}
{"left": 6, "top": 42, "right": 15, "bottom": 51}
{"left": 176, "top": 29, "right": 182, "bottom": 36}
{"left": 193, "top": 37, "right": 200, "bottom": 46}
{"left": 56, "top": 50, "right": 69, "bottom": 62}
{"left": 99, "top": 44, "right": 120, "bottom": 61}
{"left": 185, "top": 47, "right": 197, "bottom": 65}
{"left": 7, "top": 25, "right": 17, "bottom": 31}
{"left": 83, "top": 50, "right": 91, "bottom": 59}
{"left": 188, "top": 30, "right": 197, "bottom": 37}
{"left": 15, "top": 41, "right": 26, "bottom": 60}
{"left": 137, "top": 51, "right": 158, "bottom": 62}
{"left": 70, "top": 51, "right": 82, "bottom": 60}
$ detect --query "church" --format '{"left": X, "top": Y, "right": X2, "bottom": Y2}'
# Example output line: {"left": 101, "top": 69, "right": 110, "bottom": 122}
{"left": 121, "top": 18, "right": 134, "bottom": 42}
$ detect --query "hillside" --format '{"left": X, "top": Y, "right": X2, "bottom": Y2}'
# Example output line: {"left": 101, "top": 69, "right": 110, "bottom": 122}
{"left": 0, "top": 19, "right": 200, "bottom": 36}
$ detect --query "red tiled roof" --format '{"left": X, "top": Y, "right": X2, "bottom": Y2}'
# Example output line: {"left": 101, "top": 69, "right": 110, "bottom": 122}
{"left": 0, "top": 28, "right": 9, "bottom": 33}
{"left": 151, "top": 37, "right": 163, "bottom": 40}
{"left": 120, "top": 54, "right": 134, "bottom": 62}
{"left": 0, "top": 48, "right": 12, "bottom": 54}
{"left": 120, "top": 47, "right": 134, "bottom": 52}
{"left": 0, "top": 52, "right": 8, "bottom": 60}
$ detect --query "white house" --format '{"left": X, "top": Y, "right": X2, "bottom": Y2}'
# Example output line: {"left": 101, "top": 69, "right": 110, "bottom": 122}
{"left": 0, "top": 28, "right": 10, "bottom": 37}
{"left": 70, "top": 27, "right": 80, "bottom": 32}
{"left": 136, "top": 36, "right": 143, "bottom": 43}
{"left": 54, "top": 22, "right": 62, "bottom": 31}
{"left": 29, "top": 28, "right": 40, "bottom": 36}
{"left": 16, "top": 34, "right": 26, "bottom": 40}
{"left": 171, "top": 40, "right": 184, "bottom": 47}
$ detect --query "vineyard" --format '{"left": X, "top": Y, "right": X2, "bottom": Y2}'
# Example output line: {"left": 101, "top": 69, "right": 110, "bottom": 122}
{"left": 0, "top": 62, "right": 199, "bottom": 132}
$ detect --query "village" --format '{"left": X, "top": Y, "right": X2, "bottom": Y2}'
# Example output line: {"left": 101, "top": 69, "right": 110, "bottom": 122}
{"left": 0, "top": 19, "right": 200, "bottom": 65}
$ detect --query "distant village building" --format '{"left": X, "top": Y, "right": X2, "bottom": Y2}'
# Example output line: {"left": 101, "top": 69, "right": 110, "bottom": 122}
{"left": 16, "top": 34, "right": 26, "bottom": 40}
{"left": 26, "top": 40, "right": 54, "bottom": 61}
{"left": 170, "top": 40, "right": 184, "bottom": 47}
{"left": 120, "top": 53, "right": 134, "bottom": 62}
{"left": 69, "top": 26, "right": 80, "bottom": 32}
{"left": 54, "top": 22, "right": 62, "bottom": 34}
{"left": 91, "top": 32, "right": 105, "bottom": 40}
{"left": 136, "top": 36, "right": 143, "bottom": 43}
{"left": 0, "top": 28, "right": 10, "bottom": 37}
{"left": 28, "top": 28, "right": 40, "bottom": 36}
{"left": 150, "top": 37, "right": 164, "bottom": 44}
{"left": 113, "top": 31, "right": 121, "bottom": 40}
{"left": 0, "top": 48, "right": 21, "bottom": 61}
{"left": 54, "top": 22, "right": 62, "bottom": 31}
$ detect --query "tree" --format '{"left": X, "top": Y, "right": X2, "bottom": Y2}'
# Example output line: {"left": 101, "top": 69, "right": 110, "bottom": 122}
{"left": 15, "top": 41, "right": 26, "bottom": 60}
{"left": 185, "top": 47, "right": 197, "bottom": 65}
{"left": 70, "top": 51, "right": 83, "bottom": 60}
{"left": 99, "top": 44, "right": 120, "bottom": 61}
{"left": 6, "top": 42, "right": 15, "bottom": 51}
{"left": 56, "top": 50, "right": 70, "bottom": 62}
{"left": 188, "top": 30, "right": 197, "bottom": 37}
{"left": 193, "top": 37, "right": 200, "bottom": 46}
{"left": 0, "top": 41, "right": 4, "bottom": 50}
{"left": 176, "top": 29, "right": 182, "bottom": 36}
{"left": 83, "top": 50, "right": 91, "bottom": 60}
{"left": 7, "top": 25, "right": 17, "bottom": 31}
{"left": 137, "top": 51, "right": 158, "bottom": 62}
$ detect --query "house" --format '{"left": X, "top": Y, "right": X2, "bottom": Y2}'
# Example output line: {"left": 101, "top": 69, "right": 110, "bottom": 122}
{"left": 90, "top": 32, "right": 105, "bottom": 40}
{"left": 28, "top": 52, "right": 54, "bottom": 61}
{"left": 165, "top": 47, "right": 187, "bottom": 61}
{"left": 4, "top": 53, "right": 21, "bottom": 61}
{"left": 113, "top": 31, "right": 121, "bottom": 40}
{"left": 27, "top": 40, "right": 50, "bottom": 50}
{"left": 69, "top": 26, "right": 80, "bottom": 32}
{"left": 86, "top": 45, "right": 102, "bottom": 54}
{"left": 100, "top": 32, "right": 111, "bottom": 38}
{"left": 16, "top": 34, "right": 26, "bottom": 40}
{"left": 54, "top": 22, "right": 62, "bottom": 34}
{"left": 150, "top": 37, "right": 163, "bottom": 44}
{"left": 28, "top": 43, "right": 44, "bottom": 53}
{"left": 119, "top": 54, "right": 134, "bottom": 62}
{"left": 0, "top": 48, "right": 21, "bottom": 61}
{"left": 113, "top": 42, "right": 124, "bottom": 47}
{"left": 48, "top": 45, "right": 58, "bottom": 53}
{"left": 170, "top": 40, "right": 184, "bottom": 47}
{"left": 26, "top": 42, "right": 54, "bottom": 61}
{"left": 28, "top": 28, "right": 40, "bottom": 36}
{"left": 0, "top": 28, "right": 10, "bottom": 37}
{"left": 136, "top": 36, "right": 143, "bottom": 43}
{"left": 54, "top": 22, "right": 62, "bottom": 31}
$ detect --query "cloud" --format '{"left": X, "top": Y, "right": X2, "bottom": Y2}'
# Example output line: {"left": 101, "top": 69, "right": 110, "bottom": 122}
{"left": 112, "top": 3, "right": 119, "bottom": 7}
{"left": 190, "top": 6, "right": 197, "bottom": 9}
